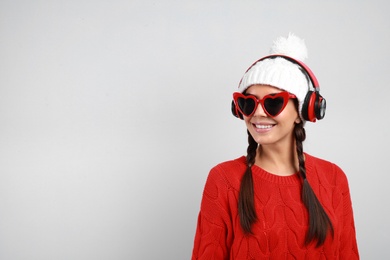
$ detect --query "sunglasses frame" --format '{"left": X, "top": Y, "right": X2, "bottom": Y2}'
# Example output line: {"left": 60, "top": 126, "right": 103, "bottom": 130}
{"left": 233, "top": 91, "right": 297, "bottom": 118}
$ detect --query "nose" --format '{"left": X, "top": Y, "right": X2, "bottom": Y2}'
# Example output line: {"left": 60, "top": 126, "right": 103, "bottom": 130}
{"left": 253, "top": 103, "right": 268, "bottom": 117}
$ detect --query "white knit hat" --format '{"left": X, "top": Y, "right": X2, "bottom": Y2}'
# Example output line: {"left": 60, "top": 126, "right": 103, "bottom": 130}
{"left": 237, "top": 33, "right": 311, "bottom": 120}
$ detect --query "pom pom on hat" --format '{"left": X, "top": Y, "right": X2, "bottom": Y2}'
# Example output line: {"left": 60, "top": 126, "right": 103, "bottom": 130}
{"left": 237, "top": 33, "right": 311, "bottom": 120}
{"left": 270, "top": 33, "right": 308, "bottom": 61}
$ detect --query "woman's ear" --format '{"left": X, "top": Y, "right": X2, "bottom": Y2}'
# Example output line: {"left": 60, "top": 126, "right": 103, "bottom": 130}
{"left": 295, "top": 116, "right": 302, "bottom": 124}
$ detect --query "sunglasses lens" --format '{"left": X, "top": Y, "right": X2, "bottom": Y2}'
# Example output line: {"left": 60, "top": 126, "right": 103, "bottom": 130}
{"left": 264, "top": 96, "right": 285, "bottom": 116}
{"left": 237, "top": 97, "right": 256, "bottom": 116}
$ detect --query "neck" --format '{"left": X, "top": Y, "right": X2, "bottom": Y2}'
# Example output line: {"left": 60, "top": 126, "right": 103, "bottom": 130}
{"left": 255, "top": 140, "right": 299, "bottom": 176}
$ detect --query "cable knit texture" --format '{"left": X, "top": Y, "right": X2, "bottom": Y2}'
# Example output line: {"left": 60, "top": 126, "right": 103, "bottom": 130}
{"left": 192, "top": 153, "right": 359, "bottom": 259}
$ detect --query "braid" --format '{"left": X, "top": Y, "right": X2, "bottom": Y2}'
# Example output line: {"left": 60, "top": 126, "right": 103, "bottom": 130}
{"left": 238, "top": 130, "right": 258, "bottom": 233}
{"left": 294, "top": 122, "right": 334, "bottom": 246}
{"left": 295, "top": 121, "right": 307, "bottom": 179}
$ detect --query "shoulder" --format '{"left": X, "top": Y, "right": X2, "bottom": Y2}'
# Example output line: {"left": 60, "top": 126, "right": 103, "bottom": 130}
{"left": 305, "top": 153, "right": 349, "bottom": 186}
{"left": 205, "top": 156, "right": 247, "bottom": 191}
{"left": 212, "top": 156, "right": 247, "bottom": 172}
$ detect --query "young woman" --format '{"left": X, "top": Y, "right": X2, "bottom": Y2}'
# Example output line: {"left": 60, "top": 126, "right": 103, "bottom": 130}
{"left": 191, "top": 34, "right": 359, "bottom": 259}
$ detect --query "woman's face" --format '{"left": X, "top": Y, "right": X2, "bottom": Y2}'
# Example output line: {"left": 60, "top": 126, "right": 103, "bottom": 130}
{"left": 243, "top": 84, "right": 301, "bottom": 147}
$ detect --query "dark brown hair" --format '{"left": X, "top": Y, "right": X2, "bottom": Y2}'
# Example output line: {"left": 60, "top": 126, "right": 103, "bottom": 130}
{"left": 237, "top": 122, "right": 334, "bottom": 246}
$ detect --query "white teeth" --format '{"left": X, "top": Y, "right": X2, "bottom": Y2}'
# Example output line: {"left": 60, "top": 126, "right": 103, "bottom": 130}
{"left": 254, "top": 124, "right": 273, "bottom": 129}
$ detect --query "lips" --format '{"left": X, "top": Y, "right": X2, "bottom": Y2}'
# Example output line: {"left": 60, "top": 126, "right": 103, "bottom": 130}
{"left": 251, "top": 122, "right": 276, "bottom": 133}
{"left": 253, "top": 124, "right": 274, "bottom": 129}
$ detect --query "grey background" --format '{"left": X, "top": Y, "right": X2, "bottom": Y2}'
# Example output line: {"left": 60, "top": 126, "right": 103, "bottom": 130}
{"left": 0, "top": 0, "right": 389, "bottom": 259}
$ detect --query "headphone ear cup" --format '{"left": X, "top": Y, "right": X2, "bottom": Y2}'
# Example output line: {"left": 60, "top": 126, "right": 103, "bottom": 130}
{"left": 302, "top": 91, "right": 317, "bottom": 122}
{"left": 315, "top": 94, "right": 326, "bottom": 120}
{"left": 231, "top": 100, "right": 243, "bottom": 119}
{"left": 302, "top": 91, "right": 326, "bottom": 122}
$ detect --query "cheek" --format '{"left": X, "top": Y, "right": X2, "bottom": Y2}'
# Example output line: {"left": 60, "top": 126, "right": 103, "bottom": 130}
{"left": 244, "top": 116, "right": 252, "bottom": 126}
{"left": 284, "top": 101, "right": 299, "bottom": 117}
{"left": 275, "top": 102, "right": 299, "bottom": 122}
{"left": 243, "top": 116, "right": 255, "bottom": 130}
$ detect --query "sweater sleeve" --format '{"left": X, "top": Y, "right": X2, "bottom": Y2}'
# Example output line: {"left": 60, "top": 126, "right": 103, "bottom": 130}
{"left": 191, "top": 165, "right": 234, "bottom": 260}
{"left": 335, "top": 164, "right": 360, "bottom": 259}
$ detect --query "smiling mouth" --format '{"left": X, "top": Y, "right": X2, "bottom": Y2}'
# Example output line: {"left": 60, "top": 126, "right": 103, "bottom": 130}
{"left": 253, "top": 123, "right": 275, "bottom": 129}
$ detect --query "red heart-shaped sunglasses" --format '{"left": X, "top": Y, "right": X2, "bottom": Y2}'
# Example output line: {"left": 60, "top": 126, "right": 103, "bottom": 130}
{"left": 233, "top": 91, "right": 297, "bottom": 118}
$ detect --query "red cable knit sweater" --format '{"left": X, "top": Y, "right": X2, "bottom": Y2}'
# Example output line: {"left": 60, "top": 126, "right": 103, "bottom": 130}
{"left": 192, "top": 153, "right": 359, "bottom": 259}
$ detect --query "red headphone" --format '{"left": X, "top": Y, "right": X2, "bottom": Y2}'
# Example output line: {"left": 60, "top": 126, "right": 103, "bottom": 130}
{"left": 231, "top": 54, "right": 326, "bottom": 122}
